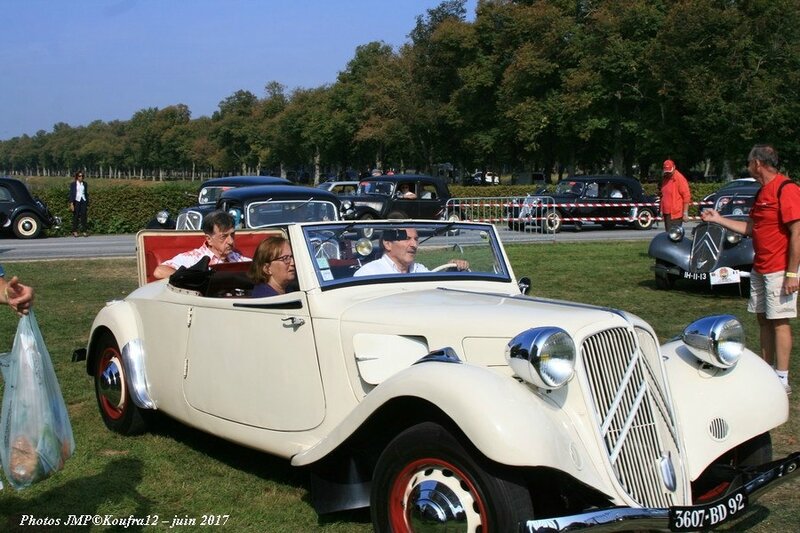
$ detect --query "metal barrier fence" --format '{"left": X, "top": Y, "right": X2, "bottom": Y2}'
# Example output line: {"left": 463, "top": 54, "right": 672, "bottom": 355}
{"left": 445, "top": 196, "right": 731, "bottom": 233}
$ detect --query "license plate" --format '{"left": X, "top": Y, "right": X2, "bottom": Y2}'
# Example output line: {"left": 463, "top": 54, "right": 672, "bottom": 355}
{"left": 683, "top": 271, "right": 707, "bottom": 281}
{"left": 669, "top": 488, "right": 748, "bottom": 531}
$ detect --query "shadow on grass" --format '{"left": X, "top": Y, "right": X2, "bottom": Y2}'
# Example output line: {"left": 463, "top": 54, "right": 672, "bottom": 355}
{"left": 145, "top": 414, "right": 372, "bottom": 527}
{"left": 2, "top": 458, "right": 151, "bottom": 532}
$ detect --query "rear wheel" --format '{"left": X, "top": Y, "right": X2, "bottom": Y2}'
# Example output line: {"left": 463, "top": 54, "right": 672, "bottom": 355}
{"left": 94, "top": 333, "right": 148, "bottom": 435}
{"left": 13, "top": 214, "right": 42, "bottom": 239}
{"left": 371, "top": 422, "right": 533, "bottom": 533}
{"left": 387, "top": 211, "right": 408, "bottom": 220}
{"left": 634, "top": 208, "right": 655, "bottom": 230}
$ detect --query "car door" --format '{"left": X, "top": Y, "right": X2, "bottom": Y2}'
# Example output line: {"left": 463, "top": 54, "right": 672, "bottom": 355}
{"left": 599, "top": 181, "right": 631, "bottom": 221}
{"left": 0, "top": 183, "right": 14, "bottom": 225}
{"left": 389, "top": 181, "right": 419, "bottom": 218}
{"left": 417, "top": 181, "right": 443, "bottom": 219}
{"left": 182, "top": 292, "right": 325, "bottom": 431}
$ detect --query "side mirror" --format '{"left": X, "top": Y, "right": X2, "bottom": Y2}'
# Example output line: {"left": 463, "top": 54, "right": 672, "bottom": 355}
{"left": 518, "top": 276, "right": 531, "bottom": 295}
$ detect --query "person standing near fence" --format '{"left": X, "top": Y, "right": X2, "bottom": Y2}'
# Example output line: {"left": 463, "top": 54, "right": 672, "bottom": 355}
{"left": 660, "top": 159, "right": 691, "bottom": 231}
{"left": 68, "top": 171, "right": 89, "bottom": 237}
{"left": 701, "top": 144, "right": 800, "bottom": 395}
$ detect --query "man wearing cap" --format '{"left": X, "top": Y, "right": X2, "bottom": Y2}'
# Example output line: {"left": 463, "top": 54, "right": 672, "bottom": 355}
{"left": 353, "top": 228, "right": 468, "bottom": 276}
{"left": 660, "top": 159, "right": 691, "bottom": 231}
{"left": 702, "top": 144, "right": 800, "bottom": 395}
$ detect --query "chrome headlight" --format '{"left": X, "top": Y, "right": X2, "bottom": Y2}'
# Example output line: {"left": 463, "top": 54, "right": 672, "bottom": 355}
{"left": 227, "top": 208, "right": 243, "bottom": 228}
{"left": 726, "top": 231, "right": 742, "bottom": 244}
{"left": 341, "top": 200, "right": 353, "bottom": 211}
{"left": 668, "top": 225, "right": 684, "bottom": 242}
{"left": 156, "top": 210, "right": 170, "bottom": 224}
{"left": 506, "top": 327, "right": 576, "bottom": 389}
{"left": 682, "top": 315, "right": 744, "bottom": 368}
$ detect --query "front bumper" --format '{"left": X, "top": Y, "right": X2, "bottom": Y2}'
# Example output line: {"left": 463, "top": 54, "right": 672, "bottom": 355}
{"left": 652, "top": 262, "right": 751, "bottom": 285}
{"left": 523, "top": 452, "right": 799, "bottom": 532}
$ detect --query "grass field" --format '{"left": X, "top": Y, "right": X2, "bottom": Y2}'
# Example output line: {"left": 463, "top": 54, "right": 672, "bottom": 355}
{"left": 0, "top": 240, "right": 797, "bottom": 532}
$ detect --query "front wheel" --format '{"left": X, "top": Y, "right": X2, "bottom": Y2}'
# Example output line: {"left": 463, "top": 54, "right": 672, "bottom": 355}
{"left": 13, "top": 214, "right": 42, "bottom": 239}
{"left": 633, "top": 208, "right": 655, "bottom": 230}
{"left": 371, "top": 422, "right": 533, "bottom": 532}
{"left": 544, "top": 210, "right": 562, "bottom": 233}
{"left": 93, "top": 333, "right": 148, "bottom": 435}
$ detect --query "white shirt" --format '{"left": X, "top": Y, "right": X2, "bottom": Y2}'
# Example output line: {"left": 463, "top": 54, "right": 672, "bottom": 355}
{"left": 353, "top": 253, "right": 429, "bottom": 277}
{"left": 161, "top": 244, "right": 250, "bottom": 270}
{"left": 74, "top": 181, "right": 86, "bottom": 202}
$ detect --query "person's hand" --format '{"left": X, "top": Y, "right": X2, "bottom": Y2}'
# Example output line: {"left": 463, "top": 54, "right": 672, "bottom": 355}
{"left": 5, "top": 276, "right": 34, "bottom": 316}
{"left": 784, "top": 275, "right": 799, "bottom": 295}
{"left": 700, "top": 209, "right": 720, "bottom": 223}
{"left": 449, "top": 259, "right": 470, "bottom": 271}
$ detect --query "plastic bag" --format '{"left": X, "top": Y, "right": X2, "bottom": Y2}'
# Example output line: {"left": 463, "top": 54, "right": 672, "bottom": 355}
{"left": 0, "top": 310, "right": 75, "bottom": 489}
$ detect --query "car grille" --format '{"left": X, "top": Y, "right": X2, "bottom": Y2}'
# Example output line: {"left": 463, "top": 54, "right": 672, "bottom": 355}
{"left": 689, "top": 224, "right": 725, "bottom": 273}
{"left": 176, "top": 210, "right": 203, "bottom": 230}
{"left": 581, "top": 327, "right": 684, "bottom": 508}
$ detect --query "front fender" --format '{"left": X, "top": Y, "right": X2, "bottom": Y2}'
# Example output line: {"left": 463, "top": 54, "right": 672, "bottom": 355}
{"left": 292, "top": 360, "right": 608, "bottom": 493}
{"left": 87, "top": 300, "right": 155, "bottom": 410}
{"left": 662, "top": 340, "right": 788, "bottom": 480}
{"left": 647, "top": 232, "right": 692, "bottom": 270}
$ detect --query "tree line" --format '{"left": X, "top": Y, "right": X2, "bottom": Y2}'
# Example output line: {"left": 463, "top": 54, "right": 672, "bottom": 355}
{"left": 2, "top": 0, "right": 799, "bottom": 183}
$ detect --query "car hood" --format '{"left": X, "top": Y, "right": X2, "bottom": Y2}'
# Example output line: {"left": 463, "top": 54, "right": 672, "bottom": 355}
{"left": 337, "top": 287, "right": 628, "bottom": 383}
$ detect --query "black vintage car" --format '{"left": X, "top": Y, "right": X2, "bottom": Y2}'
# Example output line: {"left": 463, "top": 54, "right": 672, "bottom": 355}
{"left": 507, "top": 175, "right": 657, "bottom": 232}
{"left": 216, "top": 184, "right": 340, "bottom": 229}
{"left": 339, "top": 175, "right": 455, "bottom": 221}
{"left": 648, "top": 189, "right": 758, "bottom": 291}
{"left": 147, "top": 175, "right": 291, "bottom": 230}
{"left": 0, "top": 176, "right": 61, "bottom": 239}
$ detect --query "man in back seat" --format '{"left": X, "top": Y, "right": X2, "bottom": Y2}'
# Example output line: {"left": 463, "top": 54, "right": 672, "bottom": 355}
{"left": 153, "top": 210, "right": 251, "bottom": 280}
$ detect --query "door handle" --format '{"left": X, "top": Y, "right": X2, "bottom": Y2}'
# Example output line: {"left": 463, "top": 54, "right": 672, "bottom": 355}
{"left": 281, "top": 317, "right": 305, "bottom": 327}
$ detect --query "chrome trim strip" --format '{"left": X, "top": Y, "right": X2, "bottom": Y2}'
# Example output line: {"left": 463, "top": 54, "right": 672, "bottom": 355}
{"left": 121, "top": 338, "right": 156, "bottom": 409}
{"left": 522, "top": 452, "right": 799, "bottom": 532}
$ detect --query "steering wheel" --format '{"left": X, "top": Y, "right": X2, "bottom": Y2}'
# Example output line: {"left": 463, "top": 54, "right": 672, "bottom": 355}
{"left": 431, "top": 262, "right": 466, "bottom": 272}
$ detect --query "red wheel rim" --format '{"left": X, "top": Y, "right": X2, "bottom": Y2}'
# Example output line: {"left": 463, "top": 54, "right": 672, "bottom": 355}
{"left": 97, "top": 348, "right": 126, "bottom": 420}
{"left": 387, "top": 457, "right": 488, "bottom": 532}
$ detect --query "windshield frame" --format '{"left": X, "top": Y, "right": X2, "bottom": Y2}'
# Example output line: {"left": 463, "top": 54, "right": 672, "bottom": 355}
{"left": 301, "top": 221, "right": 512, "bottom": 291}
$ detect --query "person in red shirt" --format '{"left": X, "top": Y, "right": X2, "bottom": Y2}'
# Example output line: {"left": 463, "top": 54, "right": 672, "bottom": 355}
{"left": 702, "top": 144, "right": 800, "bottom": 395}
{"left": 660, "top": 159, "right": 691, "bottom": 231}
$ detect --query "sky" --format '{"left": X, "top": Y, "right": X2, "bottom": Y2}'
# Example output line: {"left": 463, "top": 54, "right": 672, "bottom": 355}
{"left": 0, "top": 0, "right": 478, "bottom": 140}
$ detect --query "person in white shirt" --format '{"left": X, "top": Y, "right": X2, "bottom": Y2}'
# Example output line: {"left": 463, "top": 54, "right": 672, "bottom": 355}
{"left": 354, "top": 228, "right": 468, "bottom": 276}
{"left": 68, "top": 171, "right": 89, "bottom": 237}
{"left": 153, "top": 211, "right": 251, "bottom": 280}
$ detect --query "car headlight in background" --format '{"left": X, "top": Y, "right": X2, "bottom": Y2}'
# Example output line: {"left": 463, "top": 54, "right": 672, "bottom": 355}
{"left": 668, "top": 225, "right": 684, "bottom": 242}
{"left": 227, "top": 208, "right": 243, "bottom": 228}
{"left": 156, "top": 210, "right": 170, "bottom": 224}
{"left": 725, "top": 231, "right": 742, "bottom": 245}
{"left": 506, "top": 327, "right": 576, "bottom": 389}
{"left": 682, "top": 315, "right": 744, "bottom": 368}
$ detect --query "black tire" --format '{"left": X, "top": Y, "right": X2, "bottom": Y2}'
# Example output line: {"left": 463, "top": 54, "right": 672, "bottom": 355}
{"left": 731, "top": 432, "right": 772, "bottom": 467}
{"left": 633, "top": 208, "right": 655, "bottom": 230}
{"left": 93, "top": 333, "right": 148, "bottom": 435}
{"left": 387, "top": 211, "right": 408, "bottom": 220}
{"left": 359, "top": 213, "right": 376, "bottom": 221}
{"left": 573, "top": 221, "right": 583, "bottom": 232}
{"left": 544, "top": 210, "right": 562, "bottom": 233}
{"left": 13, "top": 213, "right": 42, "bottom": 239}
{"left": 654, "top": 260, "right": 677, "bottom": 290}
{"left": 371, "top": 422, "right": 533, "bottom": 532}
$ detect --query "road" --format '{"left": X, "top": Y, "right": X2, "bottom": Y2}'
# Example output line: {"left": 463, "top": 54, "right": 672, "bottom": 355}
{"left": 0, "top": 222, "right": 689, "bottom": 262}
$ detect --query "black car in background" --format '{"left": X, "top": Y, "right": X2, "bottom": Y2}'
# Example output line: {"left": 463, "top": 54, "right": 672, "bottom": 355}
{"left": 648, "top": 191, "right": 757, "bottom": 291}
{"left": 339, "top": 175, "right": 454, "bottom": 221}
{"left": 507, "top": 175, "right": 657, "bottom": 232}
{"left": 0, "top": 176, "right": 61, "bottom": 239}
{"left": 147, "top": 175, "right": 291, "bottom": 230}
{"left": 216, "top": 185, "right": 340, "bottom": 229}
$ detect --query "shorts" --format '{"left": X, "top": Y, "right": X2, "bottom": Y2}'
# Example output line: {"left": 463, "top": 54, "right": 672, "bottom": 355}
{"left": 748, "top": 270, "right": 798, "bottom": 319}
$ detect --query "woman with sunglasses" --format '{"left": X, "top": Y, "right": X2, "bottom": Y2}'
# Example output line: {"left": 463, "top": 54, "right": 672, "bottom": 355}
{"left": 249, "top": 236, "right": 297, "bottom": 297}
{"left": 68, "top": 170, "right": 89, "bottom": 237}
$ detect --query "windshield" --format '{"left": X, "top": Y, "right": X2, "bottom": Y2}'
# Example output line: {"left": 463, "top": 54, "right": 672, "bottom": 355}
{"left": 302, "top": 221, "right": 511, "bottom": 289}
{"left": 715, "top": 194, "right": 756, "bottom": 216}
{"left": 198, "top": 186, "right": 232, "bottom": 205}
{"left": 246, "top": 200, "right": 339, "bottom": 227}
{"left": 358, "top": 180, "right": 395, "bottom": 196}
{"left": 555, "top": 180, "right": 584, "bottom": 195}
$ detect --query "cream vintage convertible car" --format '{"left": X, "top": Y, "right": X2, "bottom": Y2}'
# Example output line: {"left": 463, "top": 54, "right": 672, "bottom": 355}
{"left": 80, "top": 220, "right": 798, "bottom": 532}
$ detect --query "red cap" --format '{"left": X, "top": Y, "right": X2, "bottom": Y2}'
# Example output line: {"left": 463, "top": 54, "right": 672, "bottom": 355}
{"left": 663, "top": 160, "right": 676, "bottom": 173}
